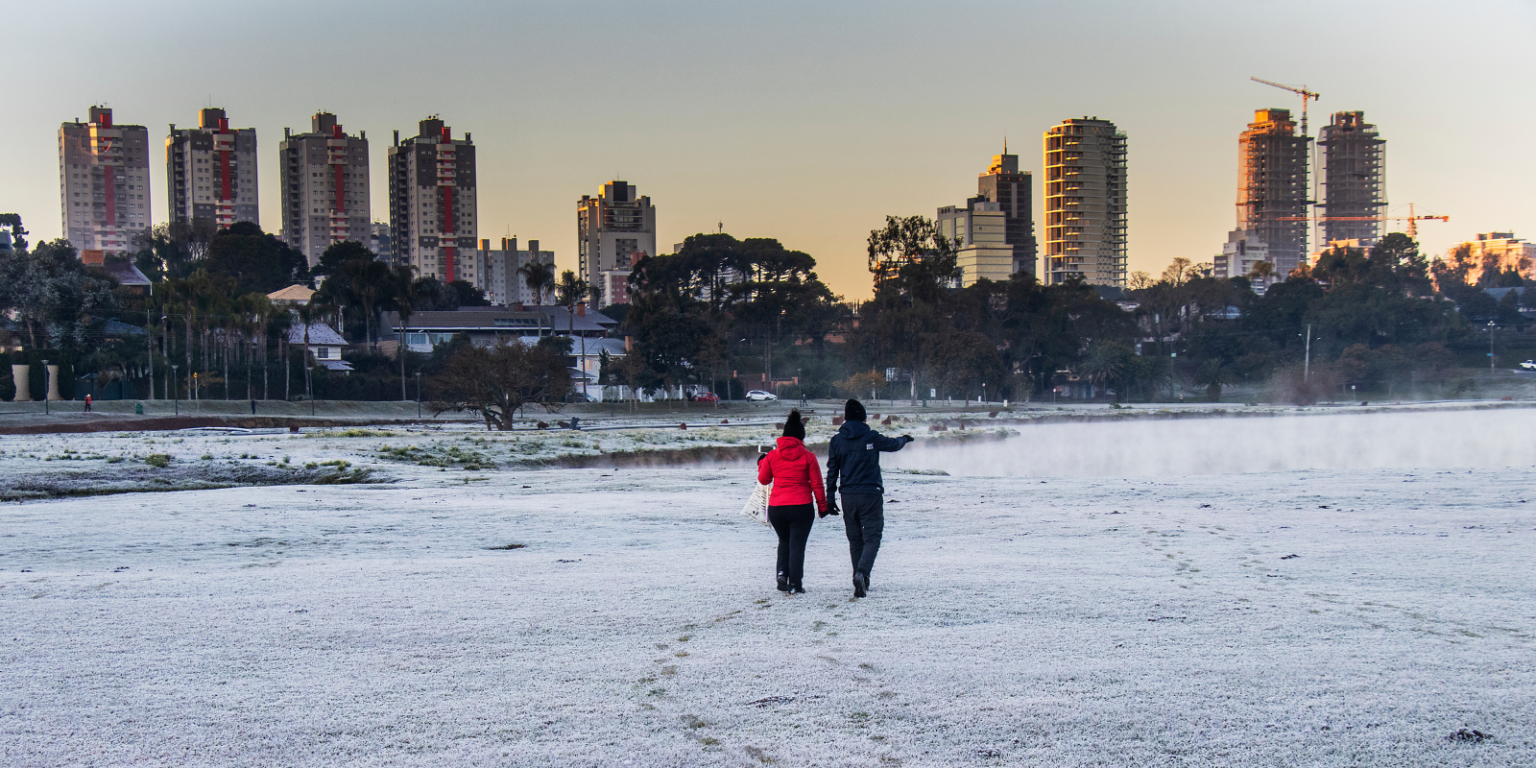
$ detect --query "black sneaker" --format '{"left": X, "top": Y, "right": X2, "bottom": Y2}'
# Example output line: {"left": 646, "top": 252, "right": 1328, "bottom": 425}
{"left": 791, "top": 585, "right": 806, "bottom": 594}
{"left": 776, "top": 574, "right": 790, "bottom": 592}
{"left": 852, "top": 571, "right": 867, "bottom": 598}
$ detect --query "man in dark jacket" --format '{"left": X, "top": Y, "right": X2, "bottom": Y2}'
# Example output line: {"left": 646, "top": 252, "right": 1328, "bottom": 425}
{"left": 825, "top": 399, "right": 913, "bottom": 597}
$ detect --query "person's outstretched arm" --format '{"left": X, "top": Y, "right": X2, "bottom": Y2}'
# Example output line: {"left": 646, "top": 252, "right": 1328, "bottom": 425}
{"left": 872, "top": 431, "right": 914, "bottom": 452}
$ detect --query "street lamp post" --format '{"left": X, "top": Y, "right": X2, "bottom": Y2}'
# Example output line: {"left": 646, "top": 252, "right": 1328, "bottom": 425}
{"left": 729, "top": 338, "right": 748, "bottom": 402}
{"left": 160, "top": 315, "right": 168, "bottom": 400}
{"left": 415, "top": 371, "right": 422, "bottom": 419}
{"left": 170, "top": 364, "right": 180, "bottom": 416}
{"left": 41, "top": 358, "right": 50, "bottom": 415}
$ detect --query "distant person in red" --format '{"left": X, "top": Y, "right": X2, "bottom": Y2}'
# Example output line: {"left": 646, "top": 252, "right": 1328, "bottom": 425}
{"left": 757, "top": 410, "right": 830, "bottom": 594}
{"left": 83, "top": 394, "right": 92, "bottom": 412}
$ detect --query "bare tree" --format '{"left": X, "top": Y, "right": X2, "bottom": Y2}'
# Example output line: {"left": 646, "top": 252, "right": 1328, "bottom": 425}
{"left": 429, "top": 339, "right": 572, "bottom": 431}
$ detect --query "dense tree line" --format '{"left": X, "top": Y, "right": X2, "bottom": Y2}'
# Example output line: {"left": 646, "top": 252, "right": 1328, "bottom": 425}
{"left": 0, "top": 217, "right": 492, "bottom": 403}
{"left": 4, "top": 211, "right": 1532, "bottom": 407}
{"left": 614, "top": 233, "right": 841, "bottom": 400}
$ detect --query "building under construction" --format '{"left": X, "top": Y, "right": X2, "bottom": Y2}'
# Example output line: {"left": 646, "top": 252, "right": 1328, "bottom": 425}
{"left": 1237, "top": 108, "right": 1310, "bottom": 275}
{"left": 1318, "top": 111, "right": 1386, "bottom": 247}
{"left": 1044, "top": 118, "right": 1127, "bottom": 287}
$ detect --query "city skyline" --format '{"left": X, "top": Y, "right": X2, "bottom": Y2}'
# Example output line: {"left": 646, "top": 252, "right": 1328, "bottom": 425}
{"left": 5, "top": 0, "right": 1532, "bottom": 300}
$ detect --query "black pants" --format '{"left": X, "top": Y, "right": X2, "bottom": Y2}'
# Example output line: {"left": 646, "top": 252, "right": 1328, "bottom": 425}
{"left": 768, "top": 504, "right": 815, "bottom": 588}
{"left": 841, "top": 493, "right": 884, "bottom": 578}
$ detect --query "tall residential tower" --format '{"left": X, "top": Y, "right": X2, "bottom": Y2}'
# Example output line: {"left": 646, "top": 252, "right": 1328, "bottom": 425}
{"left": 936, "top": 148, "right": 1037, "bottom": 286}
{"left": 166, "top": 108, "right": 259, "bottom": 234}
{"left": 577, "top": 181, "right": 656, "bottom": 304}
{"left": 59, "top": 106, "right": 152, "bottom": 254}
{"left": 1237, "top": 108, "right": 1310, "bottom": 275}
{"left": 1043, "top": 118, "right": 1127, "bottom": 286}
{"left": 280, "top": 112, "right": 371, "bottom": 266}
{"left": 388, "top": 117, "right": 477, "bottom": 283}
{"left": 1318, "top": 111, "right": 1386, "bottom": 248}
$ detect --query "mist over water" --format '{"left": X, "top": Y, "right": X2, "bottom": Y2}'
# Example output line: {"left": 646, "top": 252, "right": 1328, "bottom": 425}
{"left": 884, "top": 408, "right": 1536, "bottom": 478}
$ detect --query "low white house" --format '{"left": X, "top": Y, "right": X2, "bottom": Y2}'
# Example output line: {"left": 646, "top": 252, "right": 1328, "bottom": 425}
{"left": 288, "top": 323, "right": 352, "bottom": 372}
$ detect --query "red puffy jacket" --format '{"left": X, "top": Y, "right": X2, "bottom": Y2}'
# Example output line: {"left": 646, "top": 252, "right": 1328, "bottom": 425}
{"left": 758, "top": 436, "right": 828, "bottom": 511}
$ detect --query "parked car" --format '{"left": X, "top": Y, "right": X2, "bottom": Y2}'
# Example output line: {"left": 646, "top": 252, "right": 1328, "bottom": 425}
{"left": 687, "top": 392, "right": 719, "bottom": 403}
{"left": 745, "top": 390, "right": 778, "bottom": 402}
{"left": 1520, "top": 360, "right": 1536, "bottom": 371}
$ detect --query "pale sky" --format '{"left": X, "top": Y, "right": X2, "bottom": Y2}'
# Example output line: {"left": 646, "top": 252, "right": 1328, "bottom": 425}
{"left": 5, "top": 0, "right": 1532, "bottom": 300}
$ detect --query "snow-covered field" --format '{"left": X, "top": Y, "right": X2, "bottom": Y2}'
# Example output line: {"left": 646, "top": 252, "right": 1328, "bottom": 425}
{"left": 2, "top": 409, "right": 1534, "bottom": 766}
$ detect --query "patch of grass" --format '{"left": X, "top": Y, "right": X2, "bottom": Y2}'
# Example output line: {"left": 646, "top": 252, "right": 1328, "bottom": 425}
{"left": 377, "top": 443, "right": 494, "bottom": 469}
{"left": 485, "top": 543, "right": 526, "bottom": 550}
{"left": 307, "top": 428, "right": 398, "bottom": 438}
{"left": 144, "top": 454, "right": 172, "bottom": 469}
{"left": 311, "top": 467, "right": 376, "bottom": 485}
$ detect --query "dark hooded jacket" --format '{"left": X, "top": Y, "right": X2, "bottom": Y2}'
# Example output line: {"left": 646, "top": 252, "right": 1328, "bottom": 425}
{"left": 825, "top": 420, "right": 911, "bottom": 497}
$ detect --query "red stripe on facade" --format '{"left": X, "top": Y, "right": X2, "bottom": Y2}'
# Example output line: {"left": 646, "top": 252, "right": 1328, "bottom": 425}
{"left": 334, "top": 164, "right": 345, "bottom": 214}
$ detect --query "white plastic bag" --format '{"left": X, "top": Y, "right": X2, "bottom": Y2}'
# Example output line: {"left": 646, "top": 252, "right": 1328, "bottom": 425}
{"left": 740, "top": 482, "right": 772, "bottom": 525}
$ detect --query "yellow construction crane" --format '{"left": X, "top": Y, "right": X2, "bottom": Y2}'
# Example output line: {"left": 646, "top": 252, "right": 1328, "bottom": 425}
{"left": 1251, "top": 77, "right": 1320, "bottom": 135}
{"left": 1278, "top": 209, "right": 1449, "bottom": 238}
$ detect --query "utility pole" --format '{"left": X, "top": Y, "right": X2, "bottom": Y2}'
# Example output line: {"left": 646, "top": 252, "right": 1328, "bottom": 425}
{"left": 1303, "top": 324, "right": 1313, "bottom": 381}
{"left": 147, "top": 307, "right": 154, "bottom": 401}
{"left": 1488, "top": 321, "right": 1496, "bottom": 372}
{"left": 42, "top": 358, "right": 50, "bottom": 415}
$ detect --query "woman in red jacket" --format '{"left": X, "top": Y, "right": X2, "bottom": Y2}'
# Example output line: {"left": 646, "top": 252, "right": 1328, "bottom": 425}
{"left": 757, "top": 410, "right": 829, "bottom": 593}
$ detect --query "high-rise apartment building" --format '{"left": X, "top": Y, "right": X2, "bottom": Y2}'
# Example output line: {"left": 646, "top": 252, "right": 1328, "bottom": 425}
{"left": 977, "top": 149, "right": 1037, "bottom": 279}
{"left": 59, "top": 106, "right": 152, "bottom": 254}
{"left": 370, "top": 222, "right": 393, "bottom": 266}
{"left": 1237, "top": 108, "right": 1311, "bottom": 276}
{"left": 577, "top": 181, "right": 656, "bottom": 304}
{"left": 388, "top": 117, "right": 477, "bottom": 282}
{"left": 1453, "top": 232, "right": 1535, "bottom": 283}
{"left": 935, "top": 149, "right": 1037, "bottom": 286}
{"left": 279, "top": 112, "right": 371, "bottom": 266}
{"left": 936, "top": 201, "right": 1013, "bottom": 286}
{"left": 471, "top": 238, "right": 555, "bottom": 306}
{"left": 1318, "top": 111, "right": 1386, "bottom": 248}
{"left": 1214, "top": 229, "right": 1273, "bottom": 289}
{"left": 166, "top": 108, "right": 258, "bottom": 234}
{"left": 1044, "top": 118, "right": 1127, "bottom": 287}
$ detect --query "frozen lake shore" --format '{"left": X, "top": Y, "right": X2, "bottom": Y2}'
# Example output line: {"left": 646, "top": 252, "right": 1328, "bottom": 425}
{"left": 2, "top": 409, "right": 1533, "bottom": 766}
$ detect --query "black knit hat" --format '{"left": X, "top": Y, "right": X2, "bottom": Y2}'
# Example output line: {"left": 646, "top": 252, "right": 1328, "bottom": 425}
{"left": 844, "top": 399, "right": 866, "bottom": 422}
{"left": 783, "top": 410, "right": 806, "bottom": 440}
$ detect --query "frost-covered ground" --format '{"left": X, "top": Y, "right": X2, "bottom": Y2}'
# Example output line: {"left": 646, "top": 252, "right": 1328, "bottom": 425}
{"left": 2, "top": 409, "right": 1534, "bottom": 766}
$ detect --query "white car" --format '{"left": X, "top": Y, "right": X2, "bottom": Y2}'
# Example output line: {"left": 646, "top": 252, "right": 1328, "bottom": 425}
{"left": 744, "top": 390, "right": 778, "bottom": 402}
{"left": 1520, "top": 360, "right": 1536, "bottom": 371}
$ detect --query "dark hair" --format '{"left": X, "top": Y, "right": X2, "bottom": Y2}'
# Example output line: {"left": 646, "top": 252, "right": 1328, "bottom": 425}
{"left": 844, "top": 399, "right": 866, "bottom": 422}
{"left": 783, "top": 409, "right": 806, "bottom": 440}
